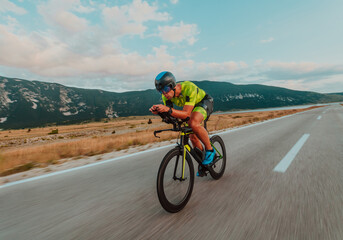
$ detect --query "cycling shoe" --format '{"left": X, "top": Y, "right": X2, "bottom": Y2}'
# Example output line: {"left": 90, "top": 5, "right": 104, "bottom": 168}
{"left": 202, "top": 149, "right": 216, "bottom": 165}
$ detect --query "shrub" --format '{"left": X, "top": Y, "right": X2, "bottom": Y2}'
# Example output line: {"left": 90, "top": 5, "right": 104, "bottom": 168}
{"left": 48, "top": 129, "right": 59, "bottom": 135}
{"left": 148, "top": 119, "right": 152, "bottom": 124}
{"left": 0, "top": 162, "right": 36, "bottom": 177}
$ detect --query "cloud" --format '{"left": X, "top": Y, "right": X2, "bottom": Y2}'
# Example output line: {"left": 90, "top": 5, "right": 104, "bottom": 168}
{"left": 73, "top": 4, "right": 95, "bottom": 13}
{"left": 37, "top": 0, "right": 89, "bottom": 34}
{"left": 260, "top": 37, "right": 274, "bottom": 43}
{"left": 0, "top": 0, "right": 174, "bottom": 88}
{"left": 158, "top": 21, "right": 199, "bottom": 45}
{"left": 0, "top": 24, "right": 73, "bottom": 71}
{"left": 172, "top": 61, "right": 249, "bottom": 82}
{"left": 0, "top": 20, "right": 247, "bottom": 91}
{"left": 0, "top": 0, "right": 26, "bottom": 14}
{"left": 0, "top": 22, "right": 174, "bottom": 79}
{"left": 261, "top": 76, "right": 343, "bottom": 93}
{"left": 245, "top": 61, "right": 343, "bottom": 92}
{"left": 102, "top": 0, "right": 170, "bottom": 36}
{"left": 254, "top": 59, "right": 263, "bottom": 65}
{"left": 3, "top": 15, "right": 19, "bottom": 30}
{"left": 1, "top": 1, "right": 342, "bottom": 93}
{"left": 170, "top": 0, "right": 179, "bottom": 4}
{"left": 262, "top": 61, "right": 343, "bottom": 81}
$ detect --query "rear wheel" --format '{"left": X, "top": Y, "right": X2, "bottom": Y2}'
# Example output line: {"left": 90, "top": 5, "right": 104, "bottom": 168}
{"left": 157, "top": 147, "right": 194, "bottom": 213}
{"left": 209, "top": 135, "right": 226, "bottom": 180}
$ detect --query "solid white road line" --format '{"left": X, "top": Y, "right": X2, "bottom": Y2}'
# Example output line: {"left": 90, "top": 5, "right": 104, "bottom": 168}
{"left": 273, "top": 134, "right": 310, "bottom": 173}
{"left": 317, "top": 115, "right": 322, "bottom": 120}
{"left": 0, "top": 144, "right": 173, "bottom": 189}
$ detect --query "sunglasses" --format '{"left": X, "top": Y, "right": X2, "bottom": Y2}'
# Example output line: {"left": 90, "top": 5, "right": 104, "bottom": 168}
{"left": 159, "top": 85, "right": 173, "bottom": 94}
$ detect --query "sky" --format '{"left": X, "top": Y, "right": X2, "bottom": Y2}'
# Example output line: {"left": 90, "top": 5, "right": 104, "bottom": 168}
{"left": 0, "top": 0, "right": 343, "bottom": 93}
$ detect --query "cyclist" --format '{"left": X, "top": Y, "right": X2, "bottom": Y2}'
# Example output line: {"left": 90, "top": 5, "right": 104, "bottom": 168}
{"left": 149, "top": 71, "right": 215, "bottom": 175}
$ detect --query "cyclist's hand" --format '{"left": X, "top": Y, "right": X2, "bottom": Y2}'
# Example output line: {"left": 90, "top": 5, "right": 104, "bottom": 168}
{"left": 149, "top": 105, "right": 159, "bottom": 114}
{"left": 154, "top": 104, "right": 170, "bottom": 113}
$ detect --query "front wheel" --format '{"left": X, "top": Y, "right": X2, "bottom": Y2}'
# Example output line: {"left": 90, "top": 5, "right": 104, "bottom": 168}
{"left": 156, "top": 147, "right": 194, "bottom": 213}
{"left": 209, "top": 135, "right": 227, "bottom": 180}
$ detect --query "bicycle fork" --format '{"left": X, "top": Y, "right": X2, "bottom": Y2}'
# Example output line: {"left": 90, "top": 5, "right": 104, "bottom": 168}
{"left": 173, "top": 132, "right": 191, "bottom": 181}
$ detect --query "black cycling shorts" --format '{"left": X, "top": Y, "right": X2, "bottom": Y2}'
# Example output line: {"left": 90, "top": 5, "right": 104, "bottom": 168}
{"left": 193, "top": 94, "right": 214, "bottom": 120}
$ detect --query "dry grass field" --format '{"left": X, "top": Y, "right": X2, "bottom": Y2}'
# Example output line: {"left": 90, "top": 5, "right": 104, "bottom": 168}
{"left": 0, "top": 106, "right": 322, "bottom": 176}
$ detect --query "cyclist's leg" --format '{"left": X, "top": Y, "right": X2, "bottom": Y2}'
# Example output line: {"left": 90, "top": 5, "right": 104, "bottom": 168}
{"left": 191, "top": 97, "right": 215, "bottom": 167}
{"left": 189, "top": 133, "right": 203, "bottom": 151}
{"left": 188, "top": 111, "right": 212, "bottom": 151}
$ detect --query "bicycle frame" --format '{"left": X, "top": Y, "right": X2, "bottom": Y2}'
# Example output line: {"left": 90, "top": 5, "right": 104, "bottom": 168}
{"left": 155, "top": 111, "right": 226, "bottom": 213}
{"left": 154, "top": 112, "right": 223, "bottom": 180}
{"left": 177, "top": 130, "right": 223, "bottom": 180}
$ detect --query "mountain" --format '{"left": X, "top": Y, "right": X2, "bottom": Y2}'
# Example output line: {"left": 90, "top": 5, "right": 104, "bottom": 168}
{"left": 0, "top": 76, "right": 161, "bottom": 129}
{"left": 328, "top": 92, "right": 343, "bottom": 96}
{"left": 197, "top": 81, "right": 343, "bottom": 110}
{"left": 1, "top": 76, "right": 343, "bottom": 129}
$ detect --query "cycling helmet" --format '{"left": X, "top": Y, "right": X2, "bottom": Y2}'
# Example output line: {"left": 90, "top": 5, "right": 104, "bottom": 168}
{"left": 155, "top": 71, "right": 176, "bottom": 93}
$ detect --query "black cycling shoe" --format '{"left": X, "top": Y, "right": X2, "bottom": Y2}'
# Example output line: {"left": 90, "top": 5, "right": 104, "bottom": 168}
{"left": 196, "top": 165, "right": 207, "bottom": 177}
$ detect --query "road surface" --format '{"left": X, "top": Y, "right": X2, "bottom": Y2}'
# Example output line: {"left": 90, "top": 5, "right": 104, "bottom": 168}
{"left": 1, "top": 104, "right": 343, "bottom": 240}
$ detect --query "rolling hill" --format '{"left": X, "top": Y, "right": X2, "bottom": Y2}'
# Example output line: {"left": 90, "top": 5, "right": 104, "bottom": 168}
{"left": 1, "top": 76, "right": 342, "bottom": 129}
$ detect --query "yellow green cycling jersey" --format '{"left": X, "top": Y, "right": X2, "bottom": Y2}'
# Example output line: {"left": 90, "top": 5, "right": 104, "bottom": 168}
{"left": 162, "top": 81, "right": 206, "bottom": 107}
{"left": 162, "top": 81, "right": 208, "bottom": 119}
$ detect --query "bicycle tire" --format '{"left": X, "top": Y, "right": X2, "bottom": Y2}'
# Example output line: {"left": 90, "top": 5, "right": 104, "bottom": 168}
{"left": 156, "top": 147, "right": 194, "bottom": 213}
{"left": 209, "top": 135, "right": 227, "bottom": 180}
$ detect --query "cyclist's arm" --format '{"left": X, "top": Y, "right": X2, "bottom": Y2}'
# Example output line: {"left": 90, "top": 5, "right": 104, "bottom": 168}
{"left": 154, "top": 104, "right": 193, "bottom": 120}
{"left": 172, "top": 83, "right": 197, "bottom": 119}
{"left": 170, "top": 105, "right": 193, "bottom": 119}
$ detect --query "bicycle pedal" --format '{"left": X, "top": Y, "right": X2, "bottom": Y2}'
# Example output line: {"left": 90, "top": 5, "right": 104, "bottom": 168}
{"left": 197, "top": 165, "right": 207, "bottom": 177}
{"left": 197, "top": 171, "right": 207, "bottom": 177}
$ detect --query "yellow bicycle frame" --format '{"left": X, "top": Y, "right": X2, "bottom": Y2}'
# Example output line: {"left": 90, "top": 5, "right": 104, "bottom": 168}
{"left": 180, "top": 130, "right": 222, "bottom": 179}
{"left": 183, "top": 144, "right": 191, "bottom": 179}
{"left": 181, "top": 132, "right": 192, "bottom": 179}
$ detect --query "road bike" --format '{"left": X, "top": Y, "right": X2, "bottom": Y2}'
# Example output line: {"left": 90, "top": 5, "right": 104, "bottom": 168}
{"left": 154, "top": 112, "right": 226, "bottom": 213}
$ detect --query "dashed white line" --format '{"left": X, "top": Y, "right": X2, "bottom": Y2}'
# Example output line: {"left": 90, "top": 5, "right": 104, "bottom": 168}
{"left": 273, "top": 134, "right": 310, "bottom": 173}
{"left": 317, "top": 115, "right": 322, "bottom": 120}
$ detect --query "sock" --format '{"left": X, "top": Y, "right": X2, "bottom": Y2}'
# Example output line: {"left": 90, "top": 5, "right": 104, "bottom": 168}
{"left": 206, "top": 149, "right": 214, "bottom": 152}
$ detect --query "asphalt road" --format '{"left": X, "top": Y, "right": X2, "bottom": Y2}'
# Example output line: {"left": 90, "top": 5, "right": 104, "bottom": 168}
{"left": 1, "top": 104, "right": 343, "bottom": 240}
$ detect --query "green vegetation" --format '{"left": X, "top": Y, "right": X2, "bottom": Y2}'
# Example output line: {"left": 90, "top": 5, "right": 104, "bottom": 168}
{"left": 48, "top": 129, "right": 59, "bottom": 135}
{"left": 0, "top": 162, "right": 36, "bottom": 177}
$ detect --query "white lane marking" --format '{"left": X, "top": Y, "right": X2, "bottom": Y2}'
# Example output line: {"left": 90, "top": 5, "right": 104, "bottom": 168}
{"left": 273, "top": 134, "right": 310, "bottom": 173}
{"left": 0, "top": 144, "right": 173, "bottom": 189}
{"left": 317, "top": 115, "right": 322, "bottom": 120}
